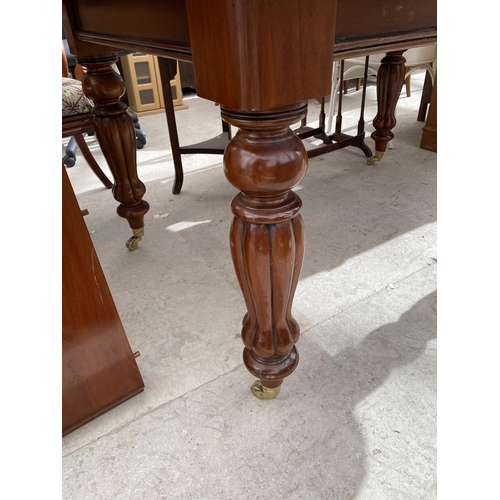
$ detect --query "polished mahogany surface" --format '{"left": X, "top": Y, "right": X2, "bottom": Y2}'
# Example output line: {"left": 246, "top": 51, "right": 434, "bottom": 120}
{"left": 64, "top": 0, "right": 338, "bottom": 110}
{"left": 63, "top": 0, "right": 192, "bottom": 60}
{"left": 62, "top": 0, "right": 436, "bottom": 400}
{"left": 63, "top": 0, "right": 436, "bottom": 108}
{"left": 62, "top": 166, "right": 144, "bottom": 436}
{"left": 186, "top": 0, "right": 338, "bottom": 110}
{"left": 64, "top": 1, "right": 436, "bottom": 66}
{"left": 335, "top": 0, "right": 437, "bottom": 56}
{"left": 75, "top": 0, "right": 190, "bottom": 47}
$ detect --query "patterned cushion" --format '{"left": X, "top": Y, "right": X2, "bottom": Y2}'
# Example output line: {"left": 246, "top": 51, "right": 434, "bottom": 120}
{"left": 62, "top": 77, "right": 93, "bottom": 117}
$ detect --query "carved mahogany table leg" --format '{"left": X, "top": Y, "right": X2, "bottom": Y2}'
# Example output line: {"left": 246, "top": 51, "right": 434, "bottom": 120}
{"left": 78, "top": 54, "right": 150, "bottom": 250}
{"left": 368, "top": 50, "right": 406, "bottom": 165}
{"left": 221, "top": 103, "right": 308, "bottom": 399}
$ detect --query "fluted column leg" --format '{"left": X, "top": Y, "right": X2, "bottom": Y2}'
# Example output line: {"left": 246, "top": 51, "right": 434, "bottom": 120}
{"left": 79, "top": 55, "right": 150, "bottom": 250}
{"left": 222, "top": 103, "right": 308, "bottom": 399}
{"left": 368, "top": 50, "right": 406, "bottom": 165}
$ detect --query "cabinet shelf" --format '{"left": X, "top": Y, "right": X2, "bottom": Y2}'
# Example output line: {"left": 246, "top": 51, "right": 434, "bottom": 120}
{"left": 120, "top": 53, "right": 188, "bottom": 116}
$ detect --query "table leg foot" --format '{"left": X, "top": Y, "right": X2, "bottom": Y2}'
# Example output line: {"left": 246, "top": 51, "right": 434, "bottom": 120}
{"left": 250, "top": 380, "right": 281, "bottom": 400}
{"left": 126, "top": 227, "right": 144, "bottom": 251}
{"left": 367, "top": 150, "right": 385, "bottom": 165}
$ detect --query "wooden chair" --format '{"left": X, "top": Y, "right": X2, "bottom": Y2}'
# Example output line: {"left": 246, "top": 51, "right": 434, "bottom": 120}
{"left": 62, "top": 46, "right": 112, "bottom": 189}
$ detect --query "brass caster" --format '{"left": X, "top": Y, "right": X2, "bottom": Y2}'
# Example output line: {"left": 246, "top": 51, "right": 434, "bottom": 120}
{"left": 250, "top": 380, "right": 281, "bottom": 400}
{"left": 126, "top": 227, "right": 144, "bottom": 251}
{"left": 367, "top": 150, "right": 385, "bottom": 165}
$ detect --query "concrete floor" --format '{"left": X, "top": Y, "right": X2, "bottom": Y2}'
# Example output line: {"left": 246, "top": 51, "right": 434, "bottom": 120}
{"left": 63, "top": 71, "right": 437, "bottom": 499}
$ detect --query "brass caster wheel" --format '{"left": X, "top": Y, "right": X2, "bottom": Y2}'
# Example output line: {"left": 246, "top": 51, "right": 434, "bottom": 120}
{"left": 250, "top": 380, "right": 281, "bottom": 400}
{"left": 125, "top": 227, "right": 144, "bottom": 251}
{"left": 367, "top": 150, "right": 384, "bottom": 165}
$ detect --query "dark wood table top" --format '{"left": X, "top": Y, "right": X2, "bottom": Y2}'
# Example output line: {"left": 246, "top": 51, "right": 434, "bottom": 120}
{"left": 63, "top": 0, "right": 436, "bottom": 110}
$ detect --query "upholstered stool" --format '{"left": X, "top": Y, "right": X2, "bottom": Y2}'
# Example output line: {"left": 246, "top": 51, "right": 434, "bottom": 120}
{"left": 62, "top": 77, "right": 112, "bottom": 189}
{"left": 62, "top": 77, "right": 93, "bottom": 117}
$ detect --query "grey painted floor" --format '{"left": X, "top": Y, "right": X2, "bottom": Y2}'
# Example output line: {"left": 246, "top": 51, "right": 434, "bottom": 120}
{"left": 63, "top": 71, "right": 437, "bottom": 499}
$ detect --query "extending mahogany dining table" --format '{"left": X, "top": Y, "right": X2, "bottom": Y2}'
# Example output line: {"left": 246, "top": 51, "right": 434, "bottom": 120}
{"left": 62, "top": 0, "right": 436, "bottom": 400}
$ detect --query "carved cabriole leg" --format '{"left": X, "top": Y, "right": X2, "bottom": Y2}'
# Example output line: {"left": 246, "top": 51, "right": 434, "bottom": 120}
{"left": 221, "top": 103, "right": 308, "bottom": 399}
{"left": 368, "top": 50, "right": 406, "bottom": 165}
{"left": 78, "top": 55, "right": 150, "bottom": 250}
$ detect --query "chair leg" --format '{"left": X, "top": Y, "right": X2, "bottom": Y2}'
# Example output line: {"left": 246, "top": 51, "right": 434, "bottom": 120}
{"left": 73, "top": 134, "right": 113, "bottom": 189}
{"left": 66, "top": 136, "right": 77, "bottom": 157}
{"left": 326, "top": 60, "right": 341, "bottom": 134}
{"left": 405, "top": 74, "right": 411, "bottom": 97}
{"left": 63, "top": 136, "right": 78, "bottom": 167}
{"left": 157, "top": 57, "right": 184, "bottom": 195}
{"left": 417, "top": 71, "right": 433, "bottom": 122}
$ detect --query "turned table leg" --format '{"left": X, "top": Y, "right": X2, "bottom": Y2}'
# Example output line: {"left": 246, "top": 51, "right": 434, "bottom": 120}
{"left": 222, "top": 103, "right": 308, "bottom": 399}
{"left": 368, "top": 50, "right": 406, "bottom": 165}
{"left": 78, "top": 54, "right": 150, "bottom": 250}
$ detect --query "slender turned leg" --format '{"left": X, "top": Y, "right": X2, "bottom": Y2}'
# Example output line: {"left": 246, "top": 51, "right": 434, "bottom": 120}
{"left": 78, "top": 55, "right": 150, "bottom": 250}
{"left": 418, "top": 71, "right": 433, "bottom": 122}
{"left": 405, "top": 74, "right": 412, "bottom": 98}
{"left": 355, "top": 56, "right": 374, "bottom": 157}
{"left": 221, "top": 103, "right": 308, "bottom": 400}
{"left": 368, "top": 50, "right": 406, "bottom": 165}
{"left": 157, "top": 57, "right": 185, "bottom": 195}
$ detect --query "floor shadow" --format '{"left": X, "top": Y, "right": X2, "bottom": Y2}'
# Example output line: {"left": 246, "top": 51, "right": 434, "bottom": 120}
{"left": 62, "top": 292, "right": 436, "bottom": 500}
{"left": 283, "top": 290, "right": 437, "bottom": 498}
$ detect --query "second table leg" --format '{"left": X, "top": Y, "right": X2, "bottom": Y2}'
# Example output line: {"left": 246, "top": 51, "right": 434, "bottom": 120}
{"left": 368, "top": 50, "right": 406, "bottom": 165}
{"left": 79, "top": 54, "right": 150, "bottom": 250}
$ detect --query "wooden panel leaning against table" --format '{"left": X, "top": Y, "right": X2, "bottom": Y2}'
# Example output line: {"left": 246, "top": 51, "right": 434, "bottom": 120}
{"left": 62, "top": 166, "right": 144, "bottom": 436}
{"left": 62, "top": 0, "right": 436, "bottom": 399}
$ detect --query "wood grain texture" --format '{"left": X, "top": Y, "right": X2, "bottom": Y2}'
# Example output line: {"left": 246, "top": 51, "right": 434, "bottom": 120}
{"left": 334, "top": 0, "right": 437, "bottom": 57}
{"left": 222, "top": 103, "right": 307, "bottom": 388}
{"left": 62, "top": 166, "right": 144, "bottom": 436}
{"left": 185, "top": 0, "right": 338, "bottom": 111}
{"left": 371, "top": 51, "right": 407, "bottom": 154}
{"left": 62, "top": 0, "right": 438, "bottom": 391}
{"left": 63, "top": 0, "right": 436, "bottom": 62}
{"left": 78, "top": 55, "right": 149, "bottom": 230}
{"left": 420, "top": 75, "right": 437, "bottom": 152}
